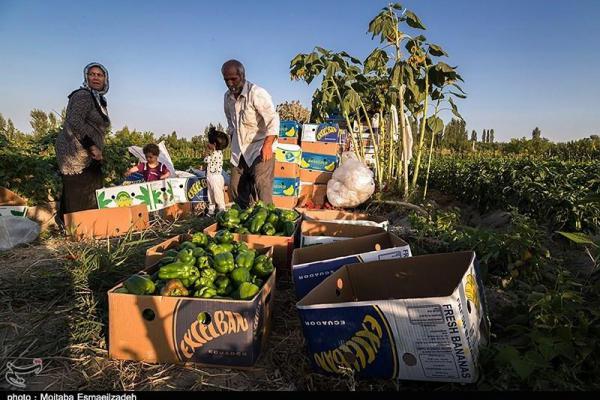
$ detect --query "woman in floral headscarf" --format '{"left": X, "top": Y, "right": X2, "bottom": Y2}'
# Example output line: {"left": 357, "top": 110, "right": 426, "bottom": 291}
{"left": 55, "top": 62, "right": 110, "bottom": 219}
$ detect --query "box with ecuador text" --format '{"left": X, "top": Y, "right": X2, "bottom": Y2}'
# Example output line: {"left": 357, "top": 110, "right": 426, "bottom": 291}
{"left": 292, "top": 231, "right": 412, "bottom": 299}
{"left": 296, "top": 251, "right": 487, "bottom": 383}
{"left": 110, "top": 234, "right": 275, "bottom": 367}
{"left": 300, "top": 220, "right": 386, "bottom": 247}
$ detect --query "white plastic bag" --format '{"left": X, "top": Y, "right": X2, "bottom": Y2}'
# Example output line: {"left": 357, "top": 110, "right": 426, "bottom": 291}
{"left": 0, "top": 216, "right": 40, "bottom": 251}
{"left": 127, "top": 141, "right": 176, "bottom": 176}
{"left": 327, "top": 152, "right": 375, "bottom": 208}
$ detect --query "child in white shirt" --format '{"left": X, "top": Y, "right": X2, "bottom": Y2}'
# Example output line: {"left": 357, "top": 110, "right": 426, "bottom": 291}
{"left": 204, "top": 127, "right": 229, "bottom": 214}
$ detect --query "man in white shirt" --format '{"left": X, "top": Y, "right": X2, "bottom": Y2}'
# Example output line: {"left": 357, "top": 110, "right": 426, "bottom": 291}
{"left": 222, "top": 59, "right": 279, "bottom": 208}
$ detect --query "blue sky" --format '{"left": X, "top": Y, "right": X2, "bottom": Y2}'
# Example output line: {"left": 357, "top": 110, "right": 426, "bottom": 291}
{"left": 1, "top": 0, "right": 599, "bottom": 142}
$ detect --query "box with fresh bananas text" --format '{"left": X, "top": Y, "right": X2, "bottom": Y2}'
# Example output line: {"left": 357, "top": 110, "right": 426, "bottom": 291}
{"left": 301, "top": 123, "right": 339, "bottom": 143}
{"left": 297, "top": 251, "right": 488, "bottom": 383}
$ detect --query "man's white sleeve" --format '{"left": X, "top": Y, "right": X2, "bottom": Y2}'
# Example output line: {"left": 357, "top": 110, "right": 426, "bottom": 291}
{"left": 255, "top": 88, "right": 279, "bottom": 137}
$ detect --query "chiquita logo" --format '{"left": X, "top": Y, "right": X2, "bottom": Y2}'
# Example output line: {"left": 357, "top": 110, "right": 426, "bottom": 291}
{"left": 313, "top": 314, "right": 383, "bottom": 374}
{"left": 316, "top": 125, "right": 337, "bottom": 140}
{"left": 186, "top": 179, "right": 207, "bottom": 201}
{"left": 177, "top": 310, "right": 249, "bottom": 360}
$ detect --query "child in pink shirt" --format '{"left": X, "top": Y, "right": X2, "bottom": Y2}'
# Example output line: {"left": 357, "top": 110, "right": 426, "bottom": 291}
{"left": 125, "top": 143, "right": 171, "bottom": 181}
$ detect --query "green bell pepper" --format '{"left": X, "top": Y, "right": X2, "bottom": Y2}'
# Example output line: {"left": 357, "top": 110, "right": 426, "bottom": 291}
{"left": 191, "top": 232, "right": 208, "bottom": 247}
{"left": 195, "top": 268, "right": 218, "bottom": 287}
{"left": 261, "top": 222, "right": 276, "bottom": 236}
{"left": 266, "top": 212, "right": 279, "bottom": 226}
{"left": 235, "top": 226, "right": 250, "bottom": 235}
{"left": 213, "top": 252, "right": 235, "bottom": 274}
{"left": 208, "top": 243, "right": 234, "bottom": 256}
{"left": 215, "top": 229, "right": 234, "bottom": 244}
{"left": 196, "top": 254, "right": 211, "bottom": 269}
{"left": 253, "top": 255, "right": 274, "bottom": 278}
{"left": 235, "top": 282, "right": 260, "bottom": 300}
{"left": 124, "top": 274, "right": 156, "bottom": 295}
{"left": 179, "top": 241, "right": 197, "bottom": 250}
{"left": 177, "top": 249, "right": 195, "bottom": 265}
{"left": 217, "top": 209, "right": 241, "bottom": 230}
{"left": 251, "top": 275, "right": 264, "bottom": 288}
{"left": 158, "top": 262, "right": 198, "bottom": 280}
{"left": 233, "top": 241, "right": 249, "bottom": 254}
{"left": 249, "top": 208, "right": 268, "bottom": 233}
{"left": 279, "top": 209, "right": 299, "bottom": 222}
{"left": 266, "top": 203, "right": 276, "bottom": 212}
{"left": 280, "top": 220, "right": 296, "bottom": 237}
{"left": 214, "top": 275, "right": 233, "bottom": 296}
{"left": 192, "top": 247, "right": 206, "bottom": 257}
{"left": 230, "top": 267, "right": 251, "bottom": 286}
{"left": 165, "top": 249, "right": 179, "bottom": 258}
{"left": 194, "top": 285, "right": 217, "bottom": 298}
{"left": 238, "top": 210, "right": 251, "bottom": 222}
{"left": 159, "top": 256, "right": 176, "bottom": 266}
{"left": 235, "top": 249, "right": 256, "bottom": 269}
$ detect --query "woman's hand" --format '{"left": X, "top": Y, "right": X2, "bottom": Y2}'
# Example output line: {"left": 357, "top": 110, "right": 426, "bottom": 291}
{"left": 89, "top": 145, "right": 103, "bottom": 161}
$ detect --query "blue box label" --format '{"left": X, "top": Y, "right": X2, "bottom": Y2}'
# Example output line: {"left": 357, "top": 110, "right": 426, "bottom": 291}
{"left": 185, "top": 177, "right": 209, "bottom": 202}
{"left": 273, "top": 177, "right": 299, "bottom": 196}
{"left": 280, "top": 120, "right": 300, "bottom": 139}
{"left": 299, "top": 305, "right": 397, "bottom": 378}
{"left": 315, "top": 122, "right": 339, "bottom": 143}
{"left": 301, "top": 153, "right": 337, "bottom": 172}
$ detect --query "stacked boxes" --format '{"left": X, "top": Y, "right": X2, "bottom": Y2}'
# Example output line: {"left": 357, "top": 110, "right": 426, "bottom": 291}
{"left": 299, "top": 124, "right": 340, "bottom": 206}
{"left": 273, "top": 143, "right": 302, "bottom": 209}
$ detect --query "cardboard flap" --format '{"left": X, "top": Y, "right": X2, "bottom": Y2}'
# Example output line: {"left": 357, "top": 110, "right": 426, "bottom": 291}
{"left": 298, "top": 209, "right": 387, "bottom": 224}
{"left": 0, "top": 187, "right": 27, "bottom": 206}
{"left": 298, "top": 251, "right": 475, "bottom": 306}
{"left": 293, "top": 232, "right": 401, "bottom": 265}
{"left": 301, "top": 220, "right": 384, "bottom": 238}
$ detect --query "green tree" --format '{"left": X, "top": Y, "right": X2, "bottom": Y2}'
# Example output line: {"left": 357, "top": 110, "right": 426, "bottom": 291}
{"left": 532, "top": 127, "right": 542, "bottom": 140}
{"left": 441, "top": 118, "right": 468, "bottom": 152}
{"left": 470, "top": 130, "right": 477, "bottom": 142}
{"left": 490, "top": 129, "right": 495, "bottom": 143}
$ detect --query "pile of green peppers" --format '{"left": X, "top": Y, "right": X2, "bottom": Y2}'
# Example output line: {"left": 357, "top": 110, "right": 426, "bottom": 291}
{"left": 215, "top": 201, "right": 299, "bottom": 237}
{"left": 116, "top": 231, "right": 274, "bottom": 301}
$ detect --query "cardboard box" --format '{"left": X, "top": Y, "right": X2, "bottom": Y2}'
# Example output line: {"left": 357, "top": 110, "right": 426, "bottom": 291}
{"left": 273, "top": 195, "right": 298, "bottom": 209}
{"left": 203, "top": 221, "right": 300, "bottom": 267}
{"left": 0, "top": 187, "right": 28, "bottom": 217}
{"left": 291, "top": 231, "right": 412, "bottom": 299}
{"left": 301, "top": 141, "right": 339, "bottom": 156}
{"left": 274, "top": 161, "right": 300, "bottom": 179}
{"left": 273, "top": 177, "right": 300, "bottom": 197}
{"left": 300, "top": 220, "right": 386, "bottom": 247}
{"left": 301, "top": 122, "right": 340, "bottom": 143}
{"left": 64, "top": 204, "right": 149, "bottom": 240}
{"left": 301, "top": 152, "right": 338, "bottom": 173}
{"left": 297, "top": 251, "right": 486, "bottom": 383}
{"left": 297, "top": 182, "right": 314, "bottom": 207}
{"left": 275, "top": 144, "right": 302, "bottom": 165}
{"left": 110, "top": 240, "right": 275, "bottom": 367}
{"left": 298, "top": 209, "right": 389, "bottom": 230}
{"left": 96, "top": 177, "right": 205, "bottom": 212}
{"left": 299, "top": 169, "right": 333, "bottom": 185}
{"left": 280, "top": 120, "right": 300, "bottom": 139}
{"left": 277, "top": 137, "right": 298, "bottom": 145}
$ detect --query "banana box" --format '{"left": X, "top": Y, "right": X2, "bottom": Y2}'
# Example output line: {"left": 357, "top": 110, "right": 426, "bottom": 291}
{"left": 274, "top": 161, "right": 300, "bottom": 179}
{"left": 185, "top": 177, "right": 209, "bottom": 202}
{"left": 273, "top": 177, "right": 300, "bottom": 197}
{"left": 0, "top": 205, "right": 28, "bottom": 217}
{"left": 301, "top": 123, "right": 339, "bottom": 143}
{"left": 275, "top": 144, "right": 302, "bottom": 165}
{"left": 273, "top": 195, "right": 298, "bottom": 209}
{"left": 300, "top": 141, "right": 339, "bottom": 156}
{"left": 300, "top": 152, "right": 338, "bottom": 173}
{"left": 297, "top": 251, "right": 489, "bottom": 383}
{"left": 300, "top": 220, "right": 385, "bottom": 247}
{"left": 96, "top": 178, "right": 194, "bottom": 212}
{"left": 279, "top": 120, "right": 300, "bottom": 145}
{"left": 292, "top": 231, "right": 411, "bottom": 299}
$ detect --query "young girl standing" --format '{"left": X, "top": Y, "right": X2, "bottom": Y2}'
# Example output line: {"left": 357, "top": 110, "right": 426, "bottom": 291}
{"left": 204, "top": 127, "right": 229, "bottom": 214}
